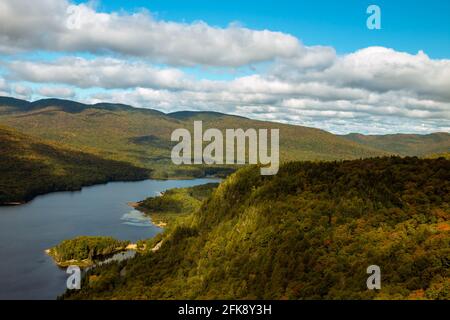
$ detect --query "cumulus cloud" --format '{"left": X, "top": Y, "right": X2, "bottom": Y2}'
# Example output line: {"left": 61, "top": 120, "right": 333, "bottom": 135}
{"left": 271, "top": 47, "right": 450, "bottom": 102}
{"left": 37, "top": 86, "right": 75, "bottom": 98}
{"left": 3, "top": 50, "right": 450, "bottom": 134}
{"left": 274, "top": 45, "right": 336, "bottom": 71}
{"left": 7, "top": 57, "right": 188, "bottom": 90}
{"left": 0, "top": 78, "right": 10, "bottom": 95}
{"left": 5, "top": 57, "right": 369, "bottom": 102}
{"left": 0, "top": 0, "right": 449, "bottom": 134}
{"left": 12, "top": 84, "right": 33, "bottom": 100}
{"left": 0, "top": 0, "right": 306, "bottom": 67}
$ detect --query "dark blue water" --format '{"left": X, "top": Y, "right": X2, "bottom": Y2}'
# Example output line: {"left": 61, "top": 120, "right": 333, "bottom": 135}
{"left": 0, "top": 178, "right": 217, "bottom": 300}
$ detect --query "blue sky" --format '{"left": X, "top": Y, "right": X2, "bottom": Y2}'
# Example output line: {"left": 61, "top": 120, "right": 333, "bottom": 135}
{"left": 82, "top": 0, "right": 450, "bottom": 58}
{"left": 0, "top": 0, "right": 449, "bottom": 134}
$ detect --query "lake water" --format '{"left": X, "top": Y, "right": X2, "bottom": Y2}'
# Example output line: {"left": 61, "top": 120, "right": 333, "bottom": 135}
{"left": 0, "top": 178, "right": 217, "bottom": 300}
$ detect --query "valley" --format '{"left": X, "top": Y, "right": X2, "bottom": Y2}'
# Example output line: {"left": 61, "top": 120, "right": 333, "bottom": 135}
{"left": 0, "top": 96, "right": 449, "bottom": 300}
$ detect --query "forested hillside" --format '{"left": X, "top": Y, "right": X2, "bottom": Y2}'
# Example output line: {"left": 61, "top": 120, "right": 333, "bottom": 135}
{"left": 136, "top": 183, "right": 219, "bottom": 226}
{"left": 3, "top": 96, "right": 449, "bottom": 183}
{"left": 342, "top": 132, "right": 450, "bottom": 156}
{"left": 0, "top": 97, "right": 389, "bottom": 179}
{"left": 0, "top": 125, "right": 150, "bottom": 204}
{"left": 63, "top": 157, "right": 450, "bottom": 300}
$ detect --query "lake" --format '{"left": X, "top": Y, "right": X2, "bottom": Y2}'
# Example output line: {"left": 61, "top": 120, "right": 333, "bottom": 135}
{"left": 0, "top": 178, "right": 217, "bottom": 300}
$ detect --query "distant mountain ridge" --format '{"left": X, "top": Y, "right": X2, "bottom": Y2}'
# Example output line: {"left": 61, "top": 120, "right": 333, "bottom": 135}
{"left": 0, "top": 96, "right": 449, "bottom": 179}
{"left": 0, "top": 96, "right": 165, "bottom": 115}
{"left": 342, "top": 132, "right": 450, "bottom": 157}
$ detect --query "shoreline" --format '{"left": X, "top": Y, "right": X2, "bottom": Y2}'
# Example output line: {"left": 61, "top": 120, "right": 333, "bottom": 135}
{"left": 43, "top": 193, "right": 177, "bottom": 269}
{"left": 1, "top": 176, "right": 221, "bottom": 208}
{"left": 2, "top": 202, "right": 24, "bottom": 206}
{"left": 45, "top": 244, "right": 139, "bottom": 268}
{"left": 127, "top": 201, "right": 168, "bottom": 228}
{"left": 127, "top": 201, "right": 140, "bottom": 208}
{"left": 0, "top": 176, "right": 149, "bottom": 207}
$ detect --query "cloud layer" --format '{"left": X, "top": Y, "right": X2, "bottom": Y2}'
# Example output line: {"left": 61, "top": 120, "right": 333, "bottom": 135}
{"left": 0, "top": 0, "right": 303, "bottom": 67}
{"left": 0, "top": 0, "right": 449, "bottom": 134}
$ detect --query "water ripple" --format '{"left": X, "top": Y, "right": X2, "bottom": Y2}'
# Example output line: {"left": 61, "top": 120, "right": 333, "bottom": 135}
{"left": 120, "top": 209, "right": 153, "bottom": 227}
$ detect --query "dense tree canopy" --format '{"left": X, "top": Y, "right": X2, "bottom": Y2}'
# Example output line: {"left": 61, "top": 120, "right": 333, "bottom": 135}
{"left": 137, "top": 183, "right": 219, "bottom": 226}
{"left": 0, "top": 125, "right": 150, "bottom": 204}
{"left": 49, "top": 236, "right": 130, "bottom": 267}
{"left": 64, "top": 157, "right": 450, "bottom": 300}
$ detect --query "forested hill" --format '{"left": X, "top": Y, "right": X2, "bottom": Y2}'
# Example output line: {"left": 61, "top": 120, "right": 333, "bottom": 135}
{"left": 0, "top": 96, "right": 388, "bottom": 179}
{"left": 64, "top": 157, "right": 450, "bottom": 300}
{"left": 0, "top": 125, "right": 150, "bottom": 204}
{"left": 342, "top": 132, "right": 450, "bottom": 157}
{"left": 2, "top": 97, "right": 449, "bottom": 178}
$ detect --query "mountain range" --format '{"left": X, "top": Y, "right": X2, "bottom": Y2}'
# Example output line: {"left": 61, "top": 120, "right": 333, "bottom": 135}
{"left": 0, "top": 96, "right": 449, "bottom": 203}
{"left": 1, "top": 96, "right": 449, "bottom": 299}
{"left": 1, "top": 97, "right": 448, "bottom": 165}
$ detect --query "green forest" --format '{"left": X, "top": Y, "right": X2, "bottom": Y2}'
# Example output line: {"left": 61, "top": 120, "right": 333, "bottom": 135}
{"left": 2, "top": 97, "right": 449, "bottom": 207}
{"left": 0, "top": 97, "right": 391, "bottom": 177}
{"left": 63, "top": 157, "right": 450, "bottom": 300}
{"left": 0, "top": 125, "right": 150, "bottom": 204}
{"left": 137, "top": 183, "right": 219, "bottom": 226}
{"left": 48, "top": 236, "right": 131, "bottom": 267}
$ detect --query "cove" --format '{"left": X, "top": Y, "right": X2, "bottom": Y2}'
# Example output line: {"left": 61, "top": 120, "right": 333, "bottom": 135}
{"left": 0, "top": 178, "right": 218, "bottom": 300}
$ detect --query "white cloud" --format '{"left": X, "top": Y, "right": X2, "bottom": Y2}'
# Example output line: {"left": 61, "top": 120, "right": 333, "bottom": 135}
{"left": 4, "top": 50, "right": 450, "bottom": 134}
{"left": 273, "top": 47, "right": 450, "bottom": 102}
{"left": 7, "top": 57, "right": 188, "bottom": 89}
{"left": 37, "top": 86, "right": 75, "bottom": 98}
{"left": 12, "top": 84, "right": 32, "bottom": 100}
{"left": 274, "top": 45, "right": 336, "bottom": 71}
{"left": 334, "top": 47, "right": 450, "bottom": 102}
{"left": 0, "top": 78, "right": 10, "bottom": 95}
{"left": 0, "top": 1, "right": 449, "bottom": 134}
{"left": 0, "top": 0, "right": 306, "bottom": 67}
{"left": 0, "top": 78, "right": 6, "bottom": 88}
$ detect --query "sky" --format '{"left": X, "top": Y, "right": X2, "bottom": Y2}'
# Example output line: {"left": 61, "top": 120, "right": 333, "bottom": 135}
{"left": 0, "top": 0, "right": 449, "bottom": 134}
